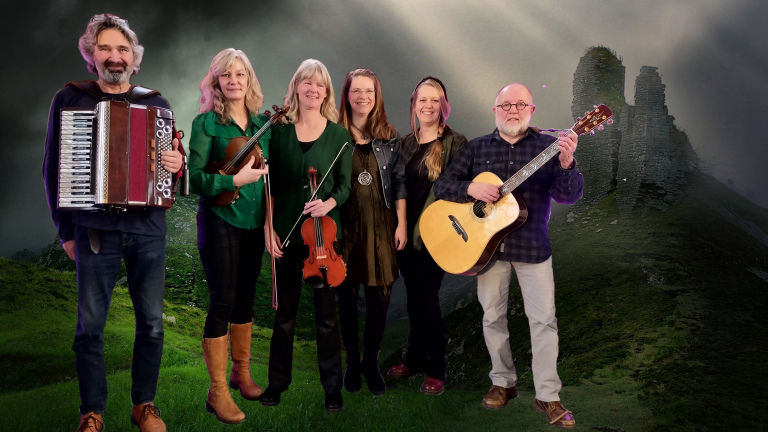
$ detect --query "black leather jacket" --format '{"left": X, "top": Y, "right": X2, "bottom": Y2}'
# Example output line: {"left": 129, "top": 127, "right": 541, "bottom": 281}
{"left": 360, "top": 133, "right": 406, "bottom": 209}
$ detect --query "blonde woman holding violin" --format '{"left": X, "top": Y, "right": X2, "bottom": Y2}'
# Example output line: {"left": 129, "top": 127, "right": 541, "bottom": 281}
{"left": 261, "top": 59, "right": 352, "bottom": 413}
{"left": 188, "top": 48, "right": 270, "bottom": 424}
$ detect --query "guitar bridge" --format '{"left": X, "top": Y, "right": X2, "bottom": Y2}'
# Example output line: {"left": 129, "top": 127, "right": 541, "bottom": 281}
{"left": 448, "top": 215, "right": 468, "bottom": 242}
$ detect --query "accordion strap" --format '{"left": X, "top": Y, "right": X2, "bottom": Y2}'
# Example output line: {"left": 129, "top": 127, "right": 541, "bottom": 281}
{"left": 65, "top": 80, "right": 161, "bottom": 102}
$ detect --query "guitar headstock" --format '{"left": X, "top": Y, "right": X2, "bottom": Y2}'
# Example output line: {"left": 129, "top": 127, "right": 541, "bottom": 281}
{"left": 572, "top": 104, "right": 613, "bottom": 136}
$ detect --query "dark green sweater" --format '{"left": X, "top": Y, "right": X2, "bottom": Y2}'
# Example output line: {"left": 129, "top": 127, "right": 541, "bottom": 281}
{"left": 268, "top": 121, "right": 352, "bottom": 245}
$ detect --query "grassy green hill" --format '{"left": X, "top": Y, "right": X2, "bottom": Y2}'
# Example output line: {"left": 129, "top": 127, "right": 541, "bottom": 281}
{"left": 1, "top": 172, "right": 766, "bottom": 431}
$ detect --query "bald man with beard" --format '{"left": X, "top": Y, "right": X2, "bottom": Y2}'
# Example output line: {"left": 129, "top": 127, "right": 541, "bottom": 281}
{"left": 433, "top": 83, "right": 583, "bottom": 429}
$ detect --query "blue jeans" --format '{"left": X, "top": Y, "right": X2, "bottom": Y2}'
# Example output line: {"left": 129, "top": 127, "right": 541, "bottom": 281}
{"left": 73, "top": 225, "right": 166, "bottom": 414}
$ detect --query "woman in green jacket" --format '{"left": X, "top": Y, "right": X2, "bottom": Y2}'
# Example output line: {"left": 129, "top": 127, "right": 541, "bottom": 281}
{"left": 188, "top": 48, "right": 270, "bottom": 425}
{"left": 260, "top": 59, "right": 352, "bottom": 413}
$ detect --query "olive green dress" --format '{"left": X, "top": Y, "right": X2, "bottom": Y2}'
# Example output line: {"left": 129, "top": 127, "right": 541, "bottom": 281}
{"left": 342, "top": 143, "right": 398, "bottom": 287}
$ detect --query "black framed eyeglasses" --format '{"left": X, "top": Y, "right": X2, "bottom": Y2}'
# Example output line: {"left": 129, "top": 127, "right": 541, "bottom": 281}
{"left": 495, "top": 102, "right": 533, "bottom": 111}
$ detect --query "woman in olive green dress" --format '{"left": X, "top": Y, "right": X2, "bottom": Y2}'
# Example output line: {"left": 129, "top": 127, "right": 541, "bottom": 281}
{"left": 336, "top": 69, "right": 406, "bottom": 396}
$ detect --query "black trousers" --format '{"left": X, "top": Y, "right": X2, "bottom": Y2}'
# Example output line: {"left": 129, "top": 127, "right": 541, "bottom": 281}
{"left": 267, "top": 244, "right": 342, "bottom": 394}
{"left": 336, "top": 280, "right": 391, "bottom": 371}
{"left": 399, "top": 246, "right": 446, "bottom": 379}
{"left": 197, "top": 208, "right": 265, "bottom": 338}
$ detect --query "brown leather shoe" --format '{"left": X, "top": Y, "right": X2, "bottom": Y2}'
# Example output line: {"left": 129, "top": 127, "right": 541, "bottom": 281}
{"left": 482, "top": 385, "right": 518, "bottom": 409}
{"left": 387, "top": 363, "right": 413, "bottom": 377}
{"left": 229, "top": 321, "right": 263, "bottom": 400}
{"left": 420, "top": 377, "right": 444, "bottom": 395}
{"left": 534, "top": 398, "right": 575, "bottom": 429}
{"left": 130, "top": 403, "right": 166, "bottom": 432}
{"left": 77, "top": 412, "right": 103, "bottom": 432}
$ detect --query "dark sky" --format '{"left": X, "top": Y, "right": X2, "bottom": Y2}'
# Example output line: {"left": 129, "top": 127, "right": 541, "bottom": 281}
{"left": 2, "top": 0, "right": 766, "bottom": 256}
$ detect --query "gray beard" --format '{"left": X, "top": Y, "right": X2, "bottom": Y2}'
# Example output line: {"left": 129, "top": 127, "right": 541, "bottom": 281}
{"left": 498, "top": 121, "right": 528, "bottom": 140}
{"left": 98, "top": 65, "right": 130, "bottom": 85}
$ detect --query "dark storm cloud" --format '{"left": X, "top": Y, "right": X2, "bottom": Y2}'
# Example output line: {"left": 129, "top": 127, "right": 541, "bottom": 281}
{"left": 1, "top": 0, "right": 766, "bottom": 256}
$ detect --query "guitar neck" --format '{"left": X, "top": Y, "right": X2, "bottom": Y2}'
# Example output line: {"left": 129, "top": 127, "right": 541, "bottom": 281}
{"left": 499, "top": 130, "right": 572, "bottom": 196}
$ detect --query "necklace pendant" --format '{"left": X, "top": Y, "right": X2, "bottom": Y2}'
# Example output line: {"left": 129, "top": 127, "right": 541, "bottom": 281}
{"left": 358, "top": 170, "right": 372, "bottom": 186}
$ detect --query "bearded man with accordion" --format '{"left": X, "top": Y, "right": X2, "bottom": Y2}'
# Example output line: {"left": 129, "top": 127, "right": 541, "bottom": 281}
{"left": 41, "top": 13, "right": 183, "bottom": 432}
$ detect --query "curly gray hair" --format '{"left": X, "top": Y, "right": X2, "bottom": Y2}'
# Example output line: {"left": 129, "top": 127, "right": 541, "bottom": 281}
{"left": 78, "top": 13, "right": 144, "bottom": 76}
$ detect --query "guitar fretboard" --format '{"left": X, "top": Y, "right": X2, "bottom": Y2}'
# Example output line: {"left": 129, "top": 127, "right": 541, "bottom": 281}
{"left": 499, "top": 130, "right": 573, "bottom": 196}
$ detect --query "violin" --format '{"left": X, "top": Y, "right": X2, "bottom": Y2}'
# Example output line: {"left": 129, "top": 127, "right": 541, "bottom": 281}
{"left": 300, "top": 167, "right": 346, "bottom": 288}
{"left": 204, "top": 105, "right": 286, "bottom": 206}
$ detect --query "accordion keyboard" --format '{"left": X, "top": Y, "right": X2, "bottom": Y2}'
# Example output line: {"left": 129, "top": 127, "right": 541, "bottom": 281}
{"left": 59, "top": 110, "right": 96, "bottom": 208}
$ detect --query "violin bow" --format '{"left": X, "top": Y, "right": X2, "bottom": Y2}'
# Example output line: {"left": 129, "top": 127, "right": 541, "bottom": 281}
{"left": 263, "top": 158, "right": 278, "bottom": 309}
{"left": 283, "top": 142, "right": 349, "bottom": 247}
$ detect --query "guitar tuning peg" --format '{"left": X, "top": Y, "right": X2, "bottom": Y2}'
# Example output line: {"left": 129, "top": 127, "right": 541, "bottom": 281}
{"left": 585, "top": 111, "right": 589, "bottom": 116}
{"left": 590, "top": 130, "right": 596, "bottom": 136}
{"left": 607, "top": 118, "right": 614, "bottom": 125}
{"left": 598, "top": 124, "right": 604, "bottom": 130}
{"left": 593, "top": 105, "right": 598, "bottom": 108}
{"left": 577, "top": 117, "right": 582, "bottom": 122}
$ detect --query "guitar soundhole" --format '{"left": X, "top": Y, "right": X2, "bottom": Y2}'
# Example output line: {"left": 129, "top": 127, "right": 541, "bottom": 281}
{"left": 472, "top": 201, "right": 494, "bottom": 219}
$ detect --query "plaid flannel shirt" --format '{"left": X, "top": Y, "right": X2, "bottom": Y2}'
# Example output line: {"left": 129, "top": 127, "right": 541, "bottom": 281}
{"left": 433, "top": 128, "right": 583, "bottom": 263}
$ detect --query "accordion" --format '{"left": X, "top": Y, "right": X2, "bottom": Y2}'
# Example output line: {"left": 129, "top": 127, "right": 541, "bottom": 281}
{"left": 58, "top": 100, "right": 177, "bottom": 210}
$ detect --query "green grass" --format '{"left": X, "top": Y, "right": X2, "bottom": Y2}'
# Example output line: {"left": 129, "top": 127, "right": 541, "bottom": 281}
{"left": 1, "top": 172, "right": 766, "bottom": 431}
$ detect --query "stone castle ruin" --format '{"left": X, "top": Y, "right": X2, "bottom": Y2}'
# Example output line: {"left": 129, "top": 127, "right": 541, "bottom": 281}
{"left": 571, "top": 47, "right": 697, "bottom": 215}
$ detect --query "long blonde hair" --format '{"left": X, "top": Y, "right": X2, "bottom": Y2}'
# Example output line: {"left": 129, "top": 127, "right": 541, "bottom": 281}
{"left": 338, "top": 69, "right": 396, "bottom": 140}
{"left": 198, "top": 48, "right": 264, "bottom": 123}
{"left": 410, "top": 77, "right": 451, "bottom": 181}
{"left": 281, "top": 59, "right": 337, "bottom": 124}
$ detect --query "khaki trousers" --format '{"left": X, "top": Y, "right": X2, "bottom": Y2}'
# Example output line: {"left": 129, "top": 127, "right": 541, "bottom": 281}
{"left": 476, "top": 256, "right": 562, "bottom": 402}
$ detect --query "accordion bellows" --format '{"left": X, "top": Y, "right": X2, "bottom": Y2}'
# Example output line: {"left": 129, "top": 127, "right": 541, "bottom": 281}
{"left": 58, "top": 100, "right": 175, "bottom": 210}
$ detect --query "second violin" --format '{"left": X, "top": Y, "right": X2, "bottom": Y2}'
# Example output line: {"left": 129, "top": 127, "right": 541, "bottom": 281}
{"left": 301, "top": 167, "right": 346, "bottom": 288}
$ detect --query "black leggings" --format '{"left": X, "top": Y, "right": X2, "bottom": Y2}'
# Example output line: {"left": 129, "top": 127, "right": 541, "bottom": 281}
{"left": 198, "top": 208, "right": 265, "bottom": 338}
{"left": 337, "top": 280, "right": 391, "bottom": 369}
{"left": 399, "top": 246, "right": 446, "bottom": 379}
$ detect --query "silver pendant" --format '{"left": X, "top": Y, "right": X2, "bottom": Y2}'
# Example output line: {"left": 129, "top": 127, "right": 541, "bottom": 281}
{"left": 358, "top": 170, "right": 372, "bottom": 186}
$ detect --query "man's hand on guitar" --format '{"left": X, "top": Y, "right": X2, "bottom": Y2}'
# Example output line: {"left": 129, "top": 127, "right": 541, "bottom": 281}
{"left": 467, "top": 182, "right": 500, "bottom": 203}
{"left": 557, "top": 132, "right": 578, "bottom": 169}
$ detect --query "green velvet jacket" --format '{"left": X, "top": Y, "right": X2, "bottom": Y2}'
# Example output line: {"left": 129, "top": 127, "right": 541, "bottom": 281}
{"left": 268, "top": 121, "right": 352, "bottom": 245}
{"left": 188, "top": 111, "right": 271, "bottom": 229}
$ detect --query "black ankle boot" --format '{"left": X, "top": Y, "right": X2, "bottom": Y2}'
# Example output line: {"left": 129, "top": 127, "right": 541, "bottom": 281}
{"left": 362, "top": 363, "right": 386, "bottom": 396}
{"left": 325, "top": 392, "right": 344, "bottom": 413}
{"left": 259, "top": 386, "right": 283, "bottom": 407}
{"left": 344, "top": 365, "right": 362, "bottom": 393}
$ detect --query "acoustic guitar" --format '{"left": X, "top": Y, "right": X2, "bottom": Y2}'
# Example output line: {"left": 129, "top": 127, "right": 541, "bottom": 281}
{"left": 420, "top": 104, "right": 613, "bottom": 275}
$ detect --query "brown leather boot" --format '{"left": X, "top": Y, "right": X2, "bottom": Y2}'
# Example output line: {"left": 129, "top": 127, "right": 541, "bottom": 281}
{"left": 130, "top": 403, "right": 166, "bottom": 432}
{"left": 77, "top": 412, "right": 103, "bottom": 432}
{"left": 203, "top": 335, "right": 245, "bottom": 424}
{"left": 229, "top": 321, "right": 263, "bottom": 400}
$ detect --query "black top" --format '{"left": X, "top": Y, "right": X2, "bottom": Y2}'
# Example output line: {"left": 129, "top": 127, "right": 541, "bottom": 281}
{"left": 299, "top": 140, "right": 316, "bottom": 153}
{"left": 405, "top": 139, "right": 437, "bottom": 239}
{"left": 356, "top": 142, "right": 373, "bottom": 155}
